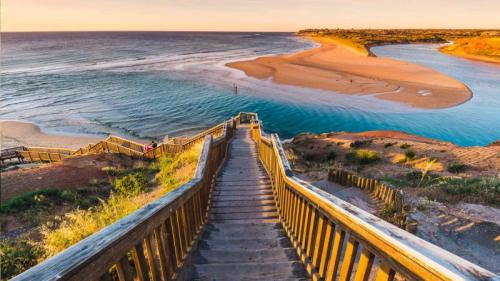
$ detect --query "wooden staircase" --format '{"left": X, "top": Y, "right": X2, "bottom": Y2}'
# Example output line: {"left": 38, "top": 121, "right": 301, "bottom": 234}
{"left": 11, "top": 113, "right": 498, "bottom": 281}
{"left": 185, "top": 125, "right": 308, "bottom": 280}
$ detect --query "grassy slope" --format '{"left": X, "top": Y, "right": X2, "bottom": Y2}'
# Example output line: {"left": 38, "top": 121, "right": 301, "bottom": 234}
{"left": 440, "top": 37, "right": 500, "bottom": 63}
{"left": 0, "top": 144, "right": 201, "bottom": 280}
{"left": 41, "top": 143, "right": 201, "bottom": 255}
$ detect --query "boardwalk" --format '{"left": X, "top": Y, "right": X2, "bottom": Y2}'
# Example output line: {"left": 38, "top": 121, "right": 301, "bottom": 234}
{"left": 10, "top": 113, "right": 498, "bottom": 281}
{"left": 185, "top": 125, "right": 308, "bottom": 280}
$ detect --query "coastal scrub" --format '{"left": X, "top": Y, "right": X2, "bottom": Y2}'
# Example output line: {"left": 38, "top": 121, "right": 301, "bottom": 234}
{"left": 40, "top": 144, "right": 201, "bottom": 257}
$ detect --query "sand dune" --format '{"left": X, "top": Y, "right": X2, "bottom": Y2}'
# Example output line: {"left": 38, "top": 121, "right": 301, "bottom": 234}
{"left": 227, "top": 37, "right": 472, "bottom": 109}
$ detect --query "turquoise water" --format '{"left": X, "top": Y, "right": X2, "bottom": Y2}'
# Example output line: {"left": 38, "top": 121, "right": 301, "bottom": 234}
{"left": 1, "top": 32, "right": 499, "bottom": 146}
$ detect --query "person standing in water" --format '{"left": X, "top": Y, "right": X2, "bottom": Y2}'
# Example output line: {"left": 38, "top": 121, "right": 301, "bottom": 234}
{"left": 233, "top": 83, "right": 238, "bottom": 95}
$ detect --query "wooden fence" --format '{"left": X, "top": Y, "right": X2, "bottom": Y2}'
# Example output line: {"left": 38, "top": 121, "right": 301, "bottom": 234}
{"left": 1, "top": 146, "right": 26, "bottom": 165}
{"left": 16, "top": 147, "right": 74, "bottom": 163}
{"left": 11, "top": 118, "right": 236, "bottom": 281}
{"left": 250, "top": 114, "right": 498, "bottom": 281}
{"left": 8, "top": 116, "right": 234, "bottom": 164}
{"left": 327, "top": 168, "right": 417, "bottom": 232}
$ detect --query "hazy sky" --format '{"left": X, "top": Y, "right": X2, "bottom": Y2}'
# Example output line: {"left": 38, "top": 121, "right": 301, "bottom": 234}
{"left": 3, "top": 0, "right": 500, "bottom": 32}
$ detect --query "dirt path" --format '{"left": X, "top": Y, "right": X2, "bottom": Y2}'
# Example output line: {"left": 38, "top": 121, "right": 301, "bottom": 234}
{"left": 409, "top": 199, "right": 500, "bottom": 273}
{"left": 295, "top": 173, "right": 381, "bottom": 214}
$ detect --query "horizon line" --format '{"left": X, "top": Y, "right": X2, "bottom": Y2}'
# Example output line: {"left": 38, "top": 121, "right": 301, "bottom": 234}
{"left": 3, "top": 28, "right": 500, "bottom": 33}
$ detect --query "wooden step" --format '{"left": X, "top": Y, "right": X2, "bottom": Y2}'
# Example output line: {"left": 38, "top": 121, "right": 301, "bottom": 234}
{"left": 212, "top": 199, "right": 275, "bottom": 208}
{"left": 212, "top": 187, "right": 273, "bottom": 196}
{"left": 187, "top": 261, "right": 308, "bottom": 281}
{"left": 210, "top": 211, "right": 278, "bottom": 221}
{"left": 192, "top": 248, "right": 298, "bottom": 264}
{"left": 185, "top": 126, "right": 307, "bottom": 281}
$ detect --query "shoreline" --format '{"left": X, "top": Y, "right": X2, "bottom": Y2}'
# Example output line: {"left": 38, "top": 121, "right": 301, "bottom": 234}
{"left": 226, "top": 36, "right": 473, "bottom": 109}
{"left": 0, "top": 120, "right": 102, "bottom": 150}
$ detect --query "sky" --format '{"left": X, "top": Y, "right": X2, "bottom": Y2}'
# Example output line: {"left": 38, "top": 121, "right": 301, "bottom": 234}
{"left": 2, "top": 0, "right": 500, "bottom": 32}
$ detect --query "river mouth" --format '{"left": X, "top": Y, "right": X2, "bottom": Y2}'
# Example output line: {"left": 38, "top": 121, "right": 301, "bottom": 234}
{"left": 1, "top": 33, "right": 499, "bottom": 146}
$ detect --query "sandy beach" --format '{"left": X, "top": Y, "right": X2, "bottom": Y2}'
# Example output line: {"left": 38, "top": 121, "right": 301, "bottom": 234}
{"left": 227, "top": 37, "right": 472, "bottom": 109}
{"left": 0, "top": 120, "right": 101, "bottom": 150}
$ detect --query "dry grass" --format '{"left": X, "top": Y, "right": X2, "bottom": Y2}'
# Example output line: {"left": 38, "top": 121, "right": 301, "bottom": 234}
{"left": 440, "top": 37, "right": 500, "bottom": 62}
{"left": 40, "top": 144, "right": 201, "bottom": 257}
{"left": 154, "top": 143, "right": 202, "bottom": 192}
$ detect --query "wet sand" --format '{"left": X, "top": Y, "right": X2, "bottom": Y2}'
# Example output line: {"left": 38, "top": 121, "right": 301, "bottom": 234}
{"left": 227, "top": 37, "right": 472, "bottom": 109}
{"left": 0, "top": 120, "right": 101, "bottom": 150}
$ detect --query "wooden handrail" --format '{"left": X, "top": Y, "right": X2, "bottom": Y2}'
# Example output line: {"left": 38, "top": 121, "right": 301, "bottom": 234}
{"left": 249, "top": 117, "right": 499, "bottom": 281}
{"left": 14, "top": 113, "right": 249, "bottom": 163}
{"left": 106, "top": 136, "right": 145, "bottom": 152}
{"left": 11, "top": 118, "right": 237, "bottom": 281}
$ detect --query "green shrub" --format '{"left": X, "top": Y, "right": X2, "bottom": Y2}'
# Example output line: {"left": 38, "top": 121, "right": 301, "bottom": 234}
{"left": 114, "top": 172, "right": 148, "bottom": 197}
{"left": 404, "top": 149, "right": 416, "bottom": 161}
{"left": 349, "top": 140, "right": 372, "bottom": 148}
{"left": 0, "top": 189, "right": 65, "bottom": 213}
{"left": 59, "top": 190, "right": 77, "bottom": 202}
{"left": 405, "top": 170, "right": 440, "bottom": 187}
{"left": 400, "top": 143, "right": 411, "bottom": 149}
{"left": 447, "top": 163, "right": 468, "bottom": 173}
{"left": 326, "top": 151, "right": 337, "bottom": 161}
{"left": 384, "top": 142, "right": 395, "bottom": 148}
{"left": 423, "top": 177, "right": 500, "bottom": 205}
{"left": 0, "top": 239, "right": 44, "bottom": 280}
{"left": 346, "top": 149, "right": 380, "bottom": 165}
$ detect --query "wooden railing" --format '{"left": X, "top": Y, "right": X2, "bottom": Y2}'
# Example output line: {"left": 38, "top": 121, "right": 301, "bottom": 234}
{"left": 143, "top": 123, "right": 226, "bottom": 159}
{"left": 107, "top": 136, "right": 145, "bottom": 152}
{"left": 327, "top": 168, "right": 416, "bottom": 232}
{"left": 328, "top": 169, "right": 404, "bottom": 212}
{"left": 249, "top": 114, "right": 498, "bottom": 281}
{"left": 10, "top": 117, "right": 231, "bottom": 163}
{"left": 17, "top": 147, "right": 74, "bottom": 163}
{"left": 11, "top": 118, "right": 236, "bottom": 281}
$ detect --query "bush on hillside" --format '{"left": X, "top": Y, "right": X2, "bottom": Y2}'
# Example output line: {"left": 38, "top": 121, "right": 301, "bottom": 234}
{"left": 422, "top": 177, "right": 500, "bottom": 205}
{"left": 447, "top": 163, "right": 468, "bottom": 174}
{"left": 114, "top": 172, "right": 148, "bottom": 197}
{"left": 346, "top": 149, "right": 380, "bottom": 165}
{"left": 0, "top": 239, "right": 44, "bottom": 280}
{"left": 349, "top": 140, "right": 372, "bottom": 148}
{"left": 404, "top": 149, "right": 416, "bottom": 161}
{"left": 327, "top": 151, "right": 337, "bottom": 161}
{"left": 400, "top": 143, "right": 411, "bottom": 149}
{"left": 0, "top": 189, "right": 74, "bottom": 214}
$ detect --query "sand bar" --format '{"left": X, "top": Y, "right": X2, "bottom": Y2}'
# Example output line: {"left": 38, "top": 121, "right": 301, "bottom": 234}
{"left": 227, "top": 37, "right": 472, "bottom": 109}
{"left": 1, "top": 120, "right": 101, "bottom": 150}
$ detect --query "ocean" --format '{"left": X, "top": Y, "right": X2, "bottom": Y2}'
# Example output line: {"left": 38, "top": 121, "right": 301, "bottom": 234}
{"left": 1, "top": 32, "right": 499, "bottom": 146}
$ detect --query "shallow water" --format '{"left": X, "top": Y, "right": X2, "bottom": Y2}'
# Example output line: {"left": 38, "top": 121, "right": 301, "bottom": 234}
{"left": 1, "top": 32, "right": 499, "bottom": 146}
